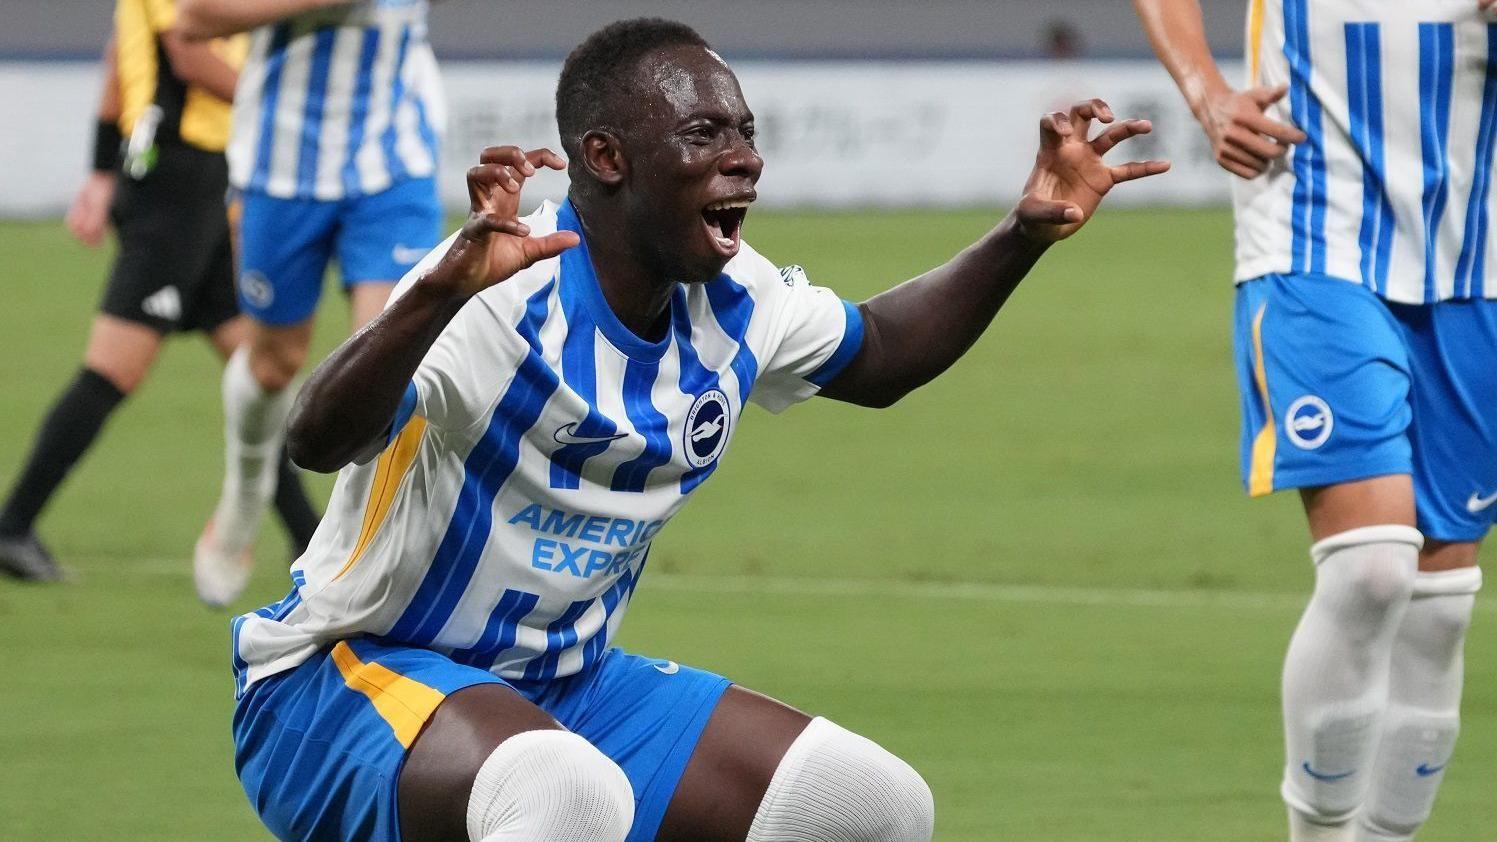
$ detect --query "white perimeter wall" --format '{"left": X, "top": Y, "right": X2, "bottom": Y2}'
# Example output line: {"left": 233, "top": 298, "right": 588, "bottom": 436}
{"left": 1, "top": 59, "right": 1244, "bottom": 217}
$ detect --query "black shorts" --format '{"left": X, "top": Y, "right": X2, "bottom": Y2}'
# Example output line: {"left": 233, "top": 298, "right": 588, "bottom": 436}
{"left": 101, "top": 142, "right": 239, "bottom": 334}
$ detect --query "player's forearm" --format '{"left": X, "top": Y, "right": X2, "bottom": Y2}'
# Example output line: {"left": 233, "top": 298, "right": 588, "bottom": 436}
{"left": 98, "top": 37, "right": 122, "bottom": 123}
{"left": 1133, "top": 0, "right": 1231, "bottom": 118}
{"left": 175, "top": 0, "right": 349, "bottom": 39}
{"left": 286, "top": 279, "right": 468, "bottom": 472}
{"left": 820, "top": 213, "right": 1049, "bottom": 408}
{"left": 161, "top": 30, "right": 238, "bottom": 101}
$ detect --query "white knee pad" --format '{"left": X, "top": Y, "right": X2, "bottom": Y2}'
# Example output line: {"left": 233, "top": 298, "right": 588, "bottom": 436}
{"left": 747, "top": 717, "right": 934, "bottom": 842}
{"left": 465, "top": 730, "right": 634, "bottom": 842}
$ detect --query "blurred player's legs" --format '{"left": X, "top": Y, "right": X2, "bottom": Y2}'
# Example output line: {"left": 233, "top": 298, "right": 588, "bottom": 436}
{"left": 195, "top": 178, "right": 435, "bottom": 605}
{"left": 1237, "top": 278, "right": 1493, "bottom": 840}
{"left": 1, "top": 148, "right": 320, "bottom": 584}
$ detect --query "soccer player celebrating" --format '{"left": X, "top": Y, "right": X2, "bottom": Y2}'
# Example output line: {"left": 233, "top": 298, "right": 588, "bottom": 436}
{"left": 176, "top": 0, "right": 446, "bottom": 605}
{"left": 230, "top": 19, "right": 1167, "bottom": 842}
{"left": 0, "top": 0, "right": 319, "bottom": 583}
{"left": 1135, "top": 1, "right": 1496, "bottom": 839}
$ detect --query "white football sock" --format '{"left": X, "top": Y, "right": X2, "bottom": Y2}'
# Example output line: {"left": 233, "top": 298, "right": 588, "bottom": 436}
{"left": 466, "top": 730, "right": 633, "bottom": 842}
{"left": 1357, "top": 567, "right": 1481, "bottom": 842}
{"left": 747, "top": 716, "right": 933, "bottom": 842}
{"left": 215, "top": 347, "right": 293, "bottom": 554}
{"left": 1281, "top": 525, "right": 1422, "bottom": 840}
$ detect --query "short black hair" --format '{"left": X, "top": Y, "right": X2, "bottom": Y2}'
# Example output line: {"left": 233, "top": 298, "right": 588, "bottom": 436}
{"left": 555, "top": 18, "right": 711, "bottom": 158}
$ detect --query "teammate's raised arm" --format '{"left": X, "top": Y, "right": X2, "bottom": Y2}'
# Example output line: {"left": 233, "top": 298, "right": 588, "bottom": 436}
{"left": 1133, "top": 0, "right": 1305, "bottom": 178}
{"left": 820, "top": 100, "right": 1168, "bottom": 409}
{"left": 175, "top": 0, "right": 351, "bottom": 40}
{"left": 285, "top": 147, "right": 578, "bottom": 473}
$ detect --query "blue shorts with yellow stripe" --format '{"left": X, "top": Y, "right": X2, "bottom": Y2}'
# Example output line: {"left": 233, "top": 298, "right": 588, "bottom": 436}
{"left": 1234, "top": 272, "right": 1497, "bottom": 541}
{"left": 233, "top": 640, "right": 730, "bottom": 842}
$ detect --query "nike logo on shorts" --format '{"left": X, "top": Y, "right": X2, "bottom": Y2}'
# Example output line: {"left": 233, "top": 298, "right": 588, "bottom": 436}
{"left": 1467, "top": 490, "right": 1497, "bottom": 514}
{"left": 392, "top": 245, "right": 429, "bottom": 265}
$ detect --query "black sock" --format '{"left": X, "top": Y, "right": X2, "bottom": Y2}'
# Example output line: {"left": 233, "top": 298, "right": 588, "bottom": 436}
{"left": 0, "top": 368, "right": 127, "bottom": 538}
{"left": 273, "top": 444, "right": 321, "bottom": 554}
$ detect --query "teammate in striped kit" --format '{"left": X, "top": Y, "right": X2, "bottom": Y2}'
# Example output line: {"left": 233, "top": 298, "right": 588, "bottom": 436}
{"left": 230, "top": 18, "right": 1168, "bottom": 842}
{"left": 1137, "top": 1, "right": 1497, "bottom": 839}
{"left": 176, "top": 0, "right": 445, "bottom": 606}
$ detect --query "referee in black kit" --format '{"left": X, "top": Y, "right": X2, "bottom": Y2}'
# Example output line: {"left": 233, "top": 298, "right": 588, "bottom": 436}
{"left": 0, "top": 0, "right": 318, "bottom": 584}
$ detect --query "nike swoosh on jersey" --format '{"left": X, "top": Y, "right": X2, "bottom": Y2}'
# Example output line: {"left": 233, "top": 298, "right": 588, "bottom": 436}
{"left": 653, "top": 660, "right": 680, "bottom": 675}
{"left": 1415, "top": 762, "right": 1447, "bottom": 777}
{"left": 1467, "top": 490, "right": 1497, "bottom": 514}
{"left": 553, "top": 423, "right": 629, "bottom": 447}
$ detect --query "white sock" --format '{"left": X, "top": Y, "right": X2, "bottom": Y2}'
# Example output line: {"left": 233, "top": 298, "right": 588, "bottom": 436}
{"left": 1357, "top": 567, "right": 1481, "bottom": 842}
{"left": 215, "top": 347, "right": 293, "bottom": 553}
{"left": 747, "top": 716, "right": 933, "bottom": 842}
{"left": 1281, "top": 525, "right": 1422, "bottom": 839}
{"left": 466, "top": 730, "right": 633, "bottom": 842}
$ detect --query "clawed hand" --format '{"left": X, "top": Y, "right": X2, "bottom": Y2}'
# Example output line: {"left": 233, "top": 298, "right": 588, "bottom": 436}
{"left": 1015, "top": 98, "right": 1171, "bottom": 243}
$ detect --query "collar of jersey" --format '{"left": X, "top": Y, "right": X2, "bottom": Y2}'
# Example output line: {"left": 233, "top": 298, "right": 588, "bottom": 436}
{"left": 557, "top": 198, "right": 673, "bottom": 363}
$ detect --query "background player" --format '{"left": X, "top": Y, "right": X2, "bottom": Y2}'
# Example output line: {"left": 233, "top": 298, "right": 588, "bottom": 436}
{"left": 230, "top": 19, "right": 1169, "bottom": 842}
{"left": 0, "top": 0, "right": 318, "bottom": 584}
{"left": 1135, "top": 1, "right": 1497, "bottom": 838}
{"left": 176, "top": 0, "right": 445, "bottom": 605}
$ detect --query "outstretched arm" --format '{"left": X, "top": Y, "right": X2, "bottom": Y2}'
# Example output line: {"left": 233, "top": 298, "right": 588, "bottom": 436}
{"left": 285, "top": 147, "right": 578, "bottom": 472}
{"left": 1133, "top": 0, "right": 1305, "bottom": 178}
{"left": 820, "top": 100, "right": 1168, "bottom": 409}
{"left": 175, "top": 0, "right": 350, "bottom": 39}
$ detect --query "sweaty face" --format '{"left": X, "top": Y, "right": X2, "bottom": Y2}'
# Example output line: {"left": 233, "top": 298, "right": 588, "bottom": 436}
{"left": 619, "top": 46, "right": 763, "bottom": 283}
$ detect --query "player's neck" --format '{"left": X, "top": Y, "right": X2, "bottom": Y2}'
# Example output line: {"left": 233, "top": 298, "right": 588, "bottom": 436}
{"left": 577, "top": 213, "right": 675, "bottom": 343}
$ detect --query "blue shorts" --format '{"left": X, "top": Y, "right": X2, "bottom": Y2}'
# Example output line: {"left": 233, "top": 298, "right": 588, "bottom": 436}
{"left": 1234, "top": 272, "right": 1497, "bottom": 541}
{"left": 236, "top": 177, "right": 442, "bottom": 325}
{"left": 233, "top": 640, "right": 730, "bottom": 842}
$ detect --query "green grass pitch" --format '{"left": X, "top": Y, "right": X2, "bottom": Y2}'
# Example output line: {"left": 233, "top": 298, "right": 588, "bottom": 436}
{"left": 0, "top": 208, "right": 1492, "bottom": 839}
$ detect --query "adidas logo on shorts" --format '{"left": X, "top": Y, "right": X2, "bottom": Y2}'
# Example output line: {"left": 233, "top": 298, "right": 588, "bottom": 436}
{"left": 142, "top": 286, "right": 182, "bottom": 322}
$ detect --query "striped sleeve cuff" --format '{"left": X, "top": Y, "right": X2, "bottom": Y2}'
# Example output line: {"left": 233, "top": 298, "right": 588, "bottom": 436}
{"left": 805, "top": 300, "right": 865, "bottom": 388}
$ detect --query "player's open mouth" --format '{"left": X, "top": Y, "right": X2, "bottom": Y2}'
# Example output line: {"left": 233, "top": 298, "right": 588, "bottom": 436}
{"left": 702, "top": 197, "right": 751, "bottom": 256}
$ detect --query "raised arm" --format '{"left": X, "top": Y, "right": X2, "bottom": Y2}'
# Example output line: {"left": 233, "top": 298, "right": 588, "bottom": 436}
{"left": 160, "top": 28, "right": 238, "bottom": 101}
{"left": 286, "top": 147, "right": 579, "bottom": 472}
{"left": 820, "top": 100, "right": 1168, "bottom": 409}
{"left": 1133, "top": 0, "right": 1305, "bottom": 179}
{"left": 175, "top": 0, "right": 350, "bottom": 39}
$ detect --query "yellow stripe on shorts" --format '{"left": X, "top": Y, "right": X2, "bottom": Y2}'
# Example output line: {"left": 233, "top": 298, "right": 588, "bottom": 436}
{"left": 334, "top": 417, "right": 428, "bottom": 581}
{"left": 330, "top": 642, "right": 445, "bottom": 749}
{"left": 1249, "top": 302, "right": 1276, "bottom": 496}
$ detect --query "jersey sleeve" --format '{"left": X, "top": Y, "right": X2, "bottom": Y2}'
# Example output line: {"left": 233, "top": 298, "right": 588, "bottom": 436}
{"left": 384, "top": 234, "right": 519, "bottom": 438}
{"left": 141, "top": 0, "right": 177, "bottom": 32}
{"left": 749, "top": 264, "right": 865, "bottom": 413}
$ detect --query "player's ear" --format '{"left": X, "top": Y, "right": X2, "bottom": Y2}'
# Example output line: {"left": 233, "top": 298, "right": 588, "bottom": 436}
{"left": 579, "top": 130, "right": 627, "bottom": 188}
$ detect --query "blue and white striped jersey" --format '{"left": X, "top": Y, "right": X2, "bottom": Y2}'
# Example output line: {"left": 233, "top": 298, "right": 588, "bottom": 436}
{"left": 1236, "top": 0, "right": 1497, "bottom": 302}
{"left": 226, "top": 0, "right": 443, "bottom": 200}
{"left": 232, "top": 200, "right": 865, "bottom": 694}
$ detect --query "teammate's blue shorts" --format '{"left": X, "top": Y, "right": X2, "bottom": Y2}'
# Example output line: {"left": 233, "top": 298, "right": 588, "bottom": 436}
{"left": 236, "top": 177, "right": 442, "bottom": 325}
{"left": 1234, "top": 272, "right": 1497, "bottom": 541}
{"left": 233, "top": 639, "right": 729, "bottom": 842}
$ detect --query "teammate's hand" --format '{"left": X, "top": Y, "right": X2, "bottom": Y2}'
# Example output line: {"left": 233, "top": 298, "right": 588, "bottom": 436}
{"left": 1481, "top": 0, "right": 1497, "bottom": 16}
{"left": 1197, "top": 83, "right": 1306, "bottom": 179}
{"left": 426, "top": 146, "right": 580, "bottom": 299}
{"left": 65, "top": 171, "right": 116, "bottom": 248}
{"left": 1014, "top": 99, "right": 1170, "bottom": 243}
